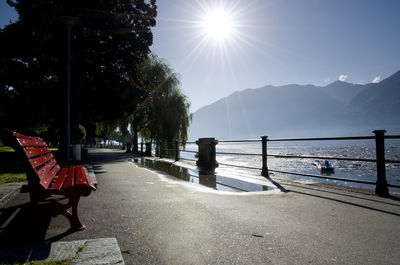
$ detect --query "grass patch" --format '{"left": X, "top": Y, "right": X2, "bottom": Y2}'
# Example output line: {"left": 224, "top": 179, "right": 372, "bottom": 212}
{"left": 0, "top": 146, "right": 15, "bottom": 152}
{"left": 0, "top": 146, "right": 26, "bottom": 185}
{"left": 0, "top": 173, "right": 26, "bottom": 185}
{"left": 0, "top": 146, "right": 58, "bottom": 152}
{"left": 78, "top": 243, "right": 88, "bottom": 251}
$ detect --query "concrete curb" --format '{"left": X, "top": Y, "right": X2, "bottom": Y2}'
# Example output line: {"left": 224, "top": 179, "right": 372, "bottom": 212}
{"left": 0, "top": 237, "right": 125, "bottom": 264}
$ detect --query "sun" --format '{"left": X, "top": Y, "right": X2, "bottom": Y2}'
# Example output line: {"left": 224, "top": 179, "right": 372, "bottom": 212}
{"left": 201, "top": 8, "right": 234, "bottom": 41}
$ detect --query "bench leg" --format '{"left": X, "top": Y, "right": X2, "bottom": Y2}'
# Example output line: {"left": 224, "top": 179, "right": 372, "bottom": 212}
{"left": 63, "top": 193, "right": 86, "bottom": 231}
{"left": 45, "top": 193, "right": 86, "bottom": 231}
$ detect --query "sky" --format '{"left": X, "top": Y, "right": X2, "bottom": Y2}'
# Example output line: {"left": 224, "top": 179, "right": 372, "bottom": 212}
{"left": 2, "top": 0, "right": 400, "bottom": 111}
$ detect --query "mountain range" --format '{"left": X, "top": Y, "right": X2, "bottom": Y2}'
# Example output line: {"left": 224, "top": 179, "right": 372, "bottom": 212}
{"left": 188, "top": 70, "right": 400, "bottom": 140}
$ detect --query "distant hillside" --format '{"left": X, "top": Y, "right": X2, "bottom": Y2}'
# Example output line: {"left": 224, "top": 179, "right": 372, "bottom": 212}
{"left": 348, "top": 70, "right": 400, "bottom": 125}
{"left": 189, "top": 70, "right": 400, "bottom": 140}
{"left": 322, "top": 80, "right": 367, "bottom": 105}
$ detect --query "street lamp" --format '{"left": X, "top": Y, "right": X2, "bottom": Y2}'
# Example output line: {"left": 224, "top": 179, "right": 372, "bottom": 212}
{"left": 60, "top": 16, "right": 80, "bottom": 161}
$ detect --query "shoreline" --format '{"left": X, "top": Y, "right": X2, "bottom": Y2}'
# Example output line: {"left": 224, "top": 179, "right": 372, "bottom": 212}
{"left": 132, "top": 155, "right": 400, "bottom": 198}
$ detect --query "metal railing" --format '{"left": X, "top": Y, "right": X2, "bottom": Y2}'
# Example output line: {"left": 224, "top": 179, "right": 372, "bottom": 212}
{"left": 138, "top": 130, "right": 400, "bottom": 197}
{"left": 216, "top": 131, "right": 400, "bottom": 196}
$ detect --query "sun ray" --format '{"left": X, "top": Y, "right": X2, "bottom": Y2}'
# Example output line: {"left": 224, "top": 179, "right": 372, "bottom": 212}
{"left": 153, "top": 0, "right": 292, "bottom": 117}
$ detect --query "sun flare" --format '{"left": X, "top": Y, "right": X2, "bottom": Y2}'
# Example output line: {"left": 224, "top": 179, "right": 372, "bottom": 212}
{"left": 202, "top": 9, "right": 234, "bottom": 41}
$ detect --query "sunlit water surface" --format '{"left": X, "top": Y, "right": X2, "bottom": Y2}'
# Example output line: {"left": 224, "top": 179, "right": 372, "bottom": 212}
{"left": 131, "top": 157, "right": 270, "bottom": 192}
{"left": 178, "top": 140, "right": 400, "bottom": 194}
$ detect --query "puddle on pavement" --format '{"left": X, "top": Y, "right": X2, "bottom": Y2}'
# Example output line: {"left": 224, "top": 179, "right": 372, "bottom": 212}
{"left": 130, "top": 157, "right": 268, "bottom": 192}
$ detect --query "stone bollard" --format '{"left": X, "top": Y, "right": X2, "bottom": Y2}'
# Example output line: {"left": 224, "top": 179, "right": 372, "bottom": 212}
{"left": 72, "top": 144, "right": 81, "bottom": 161}
{"left": 196, "top": 138, "right": 218, "bottom": 174}
{"left": 199, "top": 172, "right": 217, "bottom": 189}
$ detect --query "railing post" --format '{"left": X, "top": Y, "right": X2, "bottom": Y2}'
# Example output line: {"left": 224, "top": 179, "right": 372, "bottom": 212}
{"left": 175, "top": 140, "right": 179, "bottom": 161}
{"left": 261, "top": 136, "right": 268, "bottom": 177}
{"left": 374, "top": 130, "right": 389, "bottom": 197}
{"left": 141, "top": 142, "right": 143, "bottom": 153}
{"left": 196, "top": 138, "right": 218, "bottom": 174}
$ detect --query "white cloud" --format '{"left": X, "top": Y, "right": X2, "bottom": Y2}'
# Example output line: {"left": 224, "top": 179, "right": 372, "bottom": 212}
{"left": 372, "top": 76, "right": 381, "bottom": 83}
{"left": 338, "top": 74, "right": 348, "bottom": 81}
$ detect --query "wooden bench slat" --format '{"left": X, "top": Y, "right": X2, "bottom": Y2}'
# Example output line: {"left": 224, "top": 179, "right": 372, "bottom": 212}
{"left": 29, "top": 153, "right": 54, "bottom": 169}
{"left": 17, "top": 138, "right": 47, "bottom": 147}
{"left": 24, "top": 147, "right": 51, "bottom": 158}
{"left": 50, "top": 167, "right": 67, "bottom": 191}
{"left": 75, "top": 166, "right": 96, "bottom": 190}
{"left": 11, "top": 131, "right": 40, "bottom": 139}
{"left": 75, "top": 166, "right": 87, "bottom": 187}
{"left": 82, "top": 166, "right": 97, "bottom": 190}
{"left": 63, "top": 166, "right": 75, "bottom": 190}
{"left": 36, "top": 158, "right": 57, "bottom": 179}
{"left": 40, "top": 164, "right": 60, "bottom": 190}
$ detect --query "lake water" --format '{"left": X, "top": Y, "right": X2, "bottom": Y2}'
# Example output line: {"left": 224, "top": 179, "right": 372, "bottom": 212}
{"left": 178, "top": 139, "right": 400, "bottom": 194}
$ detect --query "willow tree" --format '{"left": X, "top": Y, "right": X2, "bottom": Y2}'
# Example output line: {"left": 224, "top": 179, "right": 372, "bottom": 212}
{"left": 128, "top": 54, "right": 191, "bottom": 154}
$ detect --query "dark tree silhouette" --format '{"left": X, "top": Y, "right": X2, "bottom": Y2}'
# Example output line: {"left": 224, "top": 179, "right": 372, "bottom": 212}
{"left": 0, "top": 0, "right": 157, "bottom": 142}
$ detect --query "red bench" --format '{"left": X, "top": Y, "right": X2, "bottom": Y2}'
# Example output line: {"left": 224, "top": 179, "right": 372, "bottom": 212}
{"left": 5, "top": 130, "right": 96, "bottom": 231}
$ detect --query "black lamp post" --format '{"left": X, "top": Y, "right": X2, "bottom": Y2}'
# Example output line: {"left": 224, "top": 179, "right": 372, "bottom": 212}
{"left": 60, "top": 16, "right": 80, "bottom": 161}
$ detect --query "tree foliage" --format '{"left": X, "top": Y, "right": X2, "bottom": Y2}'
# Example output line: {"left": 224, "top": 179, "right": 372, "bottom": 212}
{"left": 0, "top": 0, "right": 157, "bottom": 140}
{"left": 127, "top": 54, "right": 192, "bottom": 150}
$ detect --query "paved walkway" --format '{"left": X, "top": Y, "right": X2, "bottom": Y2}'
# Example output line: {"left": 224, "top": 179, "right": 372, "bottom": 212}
{"left": 1, "top": 148, "right": 399, "bottom": 264}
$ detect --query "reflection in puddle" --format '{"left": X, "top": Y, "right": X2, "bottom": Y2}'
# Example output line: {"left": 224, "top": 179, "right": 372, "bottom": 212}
{"left": 131, "top": 157, "right": 268, "bottom": 192}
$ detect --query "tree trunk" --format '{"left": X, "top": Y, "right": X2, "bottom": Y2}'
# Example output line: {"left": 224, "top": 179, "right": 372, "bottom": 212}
{"left": 133, "top": 130, "right": 139, "bottom": 153}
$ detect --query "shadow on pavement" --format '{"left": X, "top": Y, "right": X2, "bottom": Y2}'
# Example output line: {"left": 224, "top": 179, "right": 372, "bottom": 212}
{"left": 87, "top": 148, "right": 133, "bottom": 165}
{"left": 0, "top": 242, "right": 54, "bottom": 264}
{"left": 0, "top": 202, "right": 51, "bottom": 247}
{"left": 0, "top": 196, "right": 77, "bottom": 263}
{"left": 0, "top": 197, "right": 78, "bottom": 264}
{"left": 279, "top": 181, "right": 400, "bottom": 217}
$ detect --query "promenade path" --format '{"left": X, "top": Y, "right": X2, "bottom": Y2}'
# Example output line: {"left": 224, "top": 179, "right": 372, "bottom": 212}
{"left": 1, "top": 148, "right": 399, "bottom": 264}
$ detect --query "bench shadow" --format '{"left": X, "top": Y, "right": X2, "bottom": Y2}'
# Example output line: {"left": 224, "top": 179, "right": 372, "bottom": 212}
{"left": 92, "top": 165, "right": 102, "bottom": 171}
{"left": 0, "top": 242, "right": 54, "bottom": 264}
{"left": 0, "top": 198, "right": 75, "bottom": 263}
{"left": 0, "top": 202, "right": 51, "bottom": 247}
